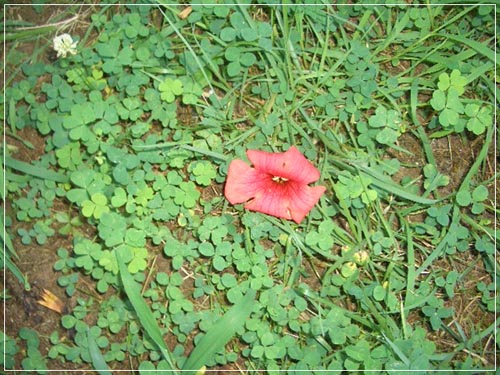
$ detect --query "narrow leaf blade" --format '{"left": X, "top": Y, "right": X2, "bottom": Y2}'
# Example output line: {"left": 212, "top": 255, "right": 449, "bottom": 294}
{"left": 5, "top": 156, "right": 68, "bottom": 183}
{"left": 116, "top": 251, "right": 177, "bottom": 373}
{"left": 87, "top": 329, "right": 112, "bottom": 375}
{"left": 182, "top": 289, "right": 256, "bottom": 373}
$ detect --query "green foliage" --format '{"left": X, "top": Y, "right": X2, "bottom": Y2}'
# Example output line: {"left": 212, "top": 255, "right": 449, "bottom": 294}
{"left": 423, "top": 164, "right": 449, "bottom": 193}
{"left": 464, "top": 103, "right": 492, "bottom": 135}
{"left": 358, "top": 106, "right": 404, "bottom": 148}
{"left": 334, "top": 171, "right": 378, "bottom": 208}
{"left": 430, "top": 86, "right": 464, "bottom": 128}
{"left": 430, "top": 69, "right": 492, "bottom": 135}
{"left": 189, "top": 161, "right": 217, "bottom": 186}
{"left": 4, "top": 3, "right": 495, "bottom": 374}
{"left": 82, "top": 192, "right": 110, "bottom": 219}
{"left": 19, "top": 328, "right": 48, "bottom": 373}
{"left": 0, "top": 331, "right": 19, "bottom": 369}
{"left": 159, "top": 77, "right": 183, "bottom": 103}
{"left": 456, "top": 184, "right": 488, "bottom": 214}
{"left": 17, "top": 219, "right": 55, "bottom": 245}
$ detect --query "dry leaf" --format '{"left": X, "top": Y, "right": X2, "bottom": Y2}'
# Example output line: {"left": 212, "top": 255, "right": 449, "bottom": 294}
{"left": 37, "top": 289, "right": 65, "bottom": 314}
{"left": 178, "top": 6, "right": 192, "bottom": 20}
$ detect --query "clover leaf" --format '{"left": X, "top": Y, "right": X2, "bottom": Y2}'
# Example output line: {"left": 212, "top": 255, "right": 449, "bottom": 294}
{"left": 225, "top": 46, "right": 256, "bottom": 77}
{"left": 159, "top": 77, "right": 183, "bottom": 103}
{"left": 127, "top": 247, "right": 148, "bottom": 273}
{"left": 74, "top": 238, "right": 102, "bottom": 272}
{"left": 422, "top": 304, "right": 454, "bottom": 331}
{"left": 465, "top": 103, "right": 492, "bottom": 135}
{"left": 431, "top": 70, "right": 467, "bottom": 129}
{"left": 98, "top": 250, "right": 119, "bottom": 274}
{"left": 335, "top": 172, "right": 377, "bottom": 208}
{"left": 173, "top": 181, "right": 200, "bottom": 208}
{"left": 95, "top": 36, "right": 121, "bottom": 58}
{"left": 19, "top": 328, "right": 47, "bottom": 373}
{"left": 427, "top": 204, "right": 452, "bottom": 227}
{"left": 62, "top": 102, "right": 97, "bottom": 141}
{"left": 456, "top": 190, "right": 472, "bottom": 207}
{"left": 82, "top": 192, "right": 110, "bottom": 219}
{"left": 189, "top": 161, "right": 217, "bottom": 186}
{"left": 363, "top": 106, "right": 403, "bottom": 146}
{"left": 305, "top": 220, "right": 334, "bottom": 251}
{"left": 111, "top": 187, "right": 128, "bottom": 207}
{"left": 470, "top": 185, "right": 489, "bottom": 214}
{"left": 56, "top": 141, "right": 82, "bottom": 170}
{"left": 437, "top": 69, "right": 467, "bottom": 95}
{"left": 98, "top": 212, "right": 127, "bottom": 247}
{"left": 179, "top": 76, "right": 203, "bottom": 105}
{"left": 423, "top": 164, "right": 449, "bottom": 192}
{"left": 116, "top": 97, "right": 143, "bottom": 121}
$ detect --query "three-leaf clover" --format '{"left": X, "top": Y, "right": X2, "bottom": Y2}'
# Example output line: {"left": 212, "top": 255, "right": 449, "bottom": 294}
{"left": 334, "top": 172, "right": 377, "bottom": 208}
{"left": 305, "top": 220, "right": 335, "bottom": 251}
{"left": 159, "top": 77, "right": 183, "bottom": 103}
{"left": 180, "top": 76, "right": 203, "bottom": 105}
{"left": 437, "top": 69, "right": 467, "bottom": 94}
{"left": 62, "top": 102, "right": 97, "bottom": 141}
{"left": 82, "top": 193, "right": 110, "bottom": 219}
{"left": 225, "top": 46, "right": 256, "bottom": 77}
{"left": 189, "top": 161, "right": 217, "bottom": 186}
{"left": 430, "top": 70, "right": 467, "bottom": 128}
{"left": 358, "top": 106, "right": 403, "bottom": 147}
{"left": 423, "top": 164, "right": 449, "bottom": 192}
{"left": 456, "top": 185, "right": 488, "bottom": 214}
{"left": 74, "top": 238, "right": 102, "bottom": 272}
{"left": 430, "top": 88, "right": 464, "bottom": 127}
{"left": 464, "top": 103, "right": 492, "bottom": 135}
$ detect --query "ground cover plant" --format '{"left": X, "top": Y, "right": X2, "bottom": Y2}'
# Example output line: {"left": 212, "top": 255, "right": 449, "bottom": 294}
{"left": 2, "top": 2, "right": 497, "bottom": 374}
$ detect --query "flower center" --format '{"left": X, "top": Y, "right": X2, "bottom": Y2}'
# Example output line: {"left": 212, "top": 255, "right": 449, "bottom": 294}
{"left": 272, "top": 176, "right": 289, "bottom": 184}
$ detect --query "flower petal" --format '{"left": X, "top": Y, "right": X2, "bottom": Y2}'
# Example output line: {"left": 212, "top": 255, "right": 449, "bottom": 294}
{"left": 244, "top": 180, "right": 326, "bottom": 224}
{"left": 287, "top": 185, "right": 326, "bottom": 223}
{"left": 247, "top": 146, "right": 320, "bottom": 184}
{"left": 224, "top": 159, "right": 267, "bottom": 204}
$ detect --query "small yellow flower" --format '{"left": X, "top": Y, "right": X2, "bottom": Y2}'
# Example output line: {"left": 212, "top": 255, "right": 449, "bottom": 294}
{"left": 53, "top": 33, "right": 78, "bottom": 58}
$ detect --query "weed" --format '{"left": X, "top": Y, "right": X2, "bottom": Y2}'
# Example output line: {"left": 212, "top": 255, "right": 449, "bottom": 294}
{"left": 4, "top": 3, "right": 496, "bottom": 373}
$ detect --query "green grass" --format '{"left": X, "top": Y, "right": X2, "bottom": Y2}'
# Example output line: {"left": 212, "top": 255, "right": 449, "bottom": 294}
{"left": 3, "top": 3, "right": 497, "bottom": 373}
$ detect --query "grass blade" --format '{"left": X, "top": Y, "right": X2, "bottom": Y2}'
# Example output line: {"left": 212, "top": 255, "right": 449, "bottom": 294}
{"left": 410, "top": 78, "right": 436, "bottom": 166}
{"left": 402, "top": 219, "right": 416, "bottom": 312}
{"left": 87, "top": 329, "right": 112, "bottom": 375}
{"left": 116, "top": 251, "right": 177, "bottom": 374}
{"left": 416, "top": 205, "right": 461, "bottom": 275}
{"left": 5, "top": 156, "right": 68, "bottom": 183}
{"left": 182, "top": 288, "right": 256, "bottom": 374}
{"left": 155, "top": 5, "right": 220, "bottom": 107}
{"left": 1, "top": 202, "right": 30, "bottom": 289}
{"left": 2, "top": 251, "right": 29, "bottom": 290}
{"left": 179, "top": 144, "right": 229, "bottom": 162}
{"left": 353, "top": 164, "right": 439, "bottom": 205}
{"left": 436, "top": 33, "right": 496, "bottom": 64}
{"left": 373, "top": 10, "right": 410, "bottom": 56}
{"left": 382, "top": 333, "right": 410, "bottom": 366}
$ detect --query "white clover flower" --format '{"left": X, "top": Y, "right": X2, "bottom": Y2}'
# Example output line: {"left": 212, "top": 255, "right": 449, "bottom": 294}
{"left": 53, "top": 33, "right": 78, "bottom": 58}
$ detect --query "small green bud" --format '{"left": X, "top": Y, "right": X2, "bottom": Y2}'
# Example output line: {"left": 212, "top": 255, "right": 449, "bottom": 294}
{"left": 353, "top": 250, "right": 370, "bottom": 266}
{"left": 341, "top": 261, "right": 357, "bottom": 278}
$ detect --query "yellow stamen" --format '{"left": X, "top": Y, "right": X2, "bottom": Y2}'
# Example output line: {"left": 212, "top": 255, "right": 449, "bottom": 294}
{"left": 272, "top": 176, "right": 289, "bottom": 183}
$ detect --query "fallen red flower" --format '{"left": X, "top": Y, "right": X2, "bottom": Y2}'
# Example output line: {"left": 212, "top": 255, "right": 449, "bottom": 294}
{"left": 224, "top": 146, "right": 326, "bottom": 223}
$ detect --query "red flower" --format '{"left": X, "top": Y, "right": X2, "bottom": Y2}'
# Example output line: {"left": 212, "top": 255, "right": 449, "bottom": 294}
{"left": 224, "top": 146, "right": 326, "bottom": 223}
